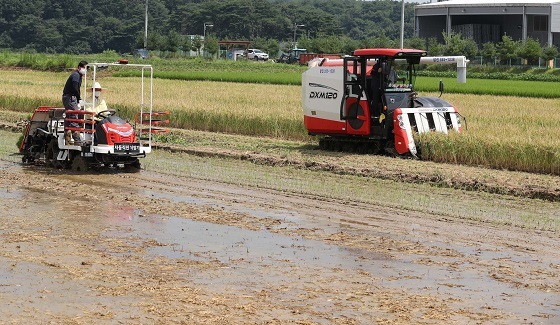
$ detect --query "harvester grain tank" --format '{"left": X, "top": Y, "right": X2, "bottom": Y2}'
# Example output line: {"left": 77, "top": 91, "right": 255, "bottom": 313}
{"left": 302, "top": 48, "right": 465, "bottom": 156}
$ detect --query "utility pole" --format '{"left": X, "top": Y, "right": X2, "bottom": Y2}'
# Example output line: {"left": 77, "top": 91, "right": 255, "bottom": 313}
{"left": 293, "top": 23, "right": 304, "bottom": 49}
{"left": 203, "top": 23, "right": 213, "bottom": 56}
{"left": 400, "top": 0, "right": 405, "bottom": 49}
{"left": 144, "top": 0, "right": 148, "bottom": 49}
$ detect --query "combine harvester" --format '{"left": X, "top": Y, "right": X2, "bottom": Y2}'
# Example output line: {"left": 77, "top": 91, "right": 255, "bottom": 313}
{"left": 302, "top": 48, "right": 467, "bottom": 157}
{"left": 19, "top": 62, "right": 162, "bottom": 171}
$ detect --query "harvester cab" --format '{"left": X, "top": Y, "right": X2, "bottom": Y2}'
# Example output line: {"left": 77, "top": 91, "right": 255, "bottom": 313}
{"left": 19, "top": 62, "right": 157, "bottom": 171}
{"left": 302, "top": 48, "right": 463, "bottom": 157}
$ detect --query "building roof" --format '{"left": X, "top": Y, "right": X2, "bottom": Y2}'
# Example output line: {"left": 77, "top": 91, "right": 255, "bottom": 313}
{"left": 417, "top": 0, "right": 560, "bottom": 8}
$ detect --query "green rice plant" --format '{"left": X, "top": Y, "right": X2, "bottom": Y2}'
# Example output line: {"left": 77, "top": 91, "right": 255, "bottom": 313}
{"left": 44, "top": 54, "right": 76, "bottom": 71}
{"left": 415, "top": 77, "right": 560, "bottom": 98}
{"left": 417, "top": 70, "right": 560, "bottom": 82}
{"left": 0, "top": 95, "right": 59, "bottom": 112}
{"left": 133, "top": 56, "right": 307, "bottom": 74}
{"left": 171, "top": 109, "right": 306, "bottom": 140}
{"left": 0, "top": 51, "right": 120, "bottom": 71}
{"left": 416, "top": 132, "right": 560, "bottom": 175}
{"left": 2, "top": 68, "right": 560, "bottom": 175}
{"left": 114, "top": 67, "right": 560, "bottom": 98}
{"left": 114, "top": 70, "right": 302, "bottom": 85}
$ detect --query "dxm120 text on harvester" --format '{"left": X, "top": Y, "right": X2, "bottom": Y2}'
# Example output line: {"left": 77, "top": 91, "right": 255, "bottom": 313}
{"left": 303, "top": 48, "right": 467, "bottom": 157}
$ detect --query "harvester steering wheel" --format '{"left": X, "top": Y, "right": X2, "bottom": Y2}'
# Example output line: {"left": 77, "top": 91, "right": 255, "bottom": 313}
{"left": 95, "top": 109, "right": 116, "bottom": 119}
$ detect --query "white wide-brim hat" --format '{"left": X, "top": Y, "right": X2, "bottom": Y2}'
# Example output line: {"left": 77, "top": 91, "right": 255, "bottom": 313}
{"left": 86, "top": 81, "right": 107, "bottom": 92}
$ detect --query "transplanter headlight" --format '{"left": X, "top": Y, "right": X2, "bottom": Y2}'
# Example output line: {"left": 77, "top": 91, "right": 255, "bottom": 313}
{"left": 397, "top": 115, "right": 403, "bottom": 122}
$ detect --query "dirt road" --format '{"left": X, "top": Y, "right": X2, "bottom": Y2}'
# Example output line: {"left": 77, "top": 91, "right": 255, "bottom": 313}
{"left": 1, "top": 134, "right": 559, "bottom": 325}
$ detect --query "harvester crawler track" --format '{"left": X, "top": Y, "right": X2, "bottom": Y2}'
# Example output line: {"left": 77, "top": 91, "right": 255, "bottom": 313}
{"left": 318, "top": 137, "right": 383, "bottom": 155}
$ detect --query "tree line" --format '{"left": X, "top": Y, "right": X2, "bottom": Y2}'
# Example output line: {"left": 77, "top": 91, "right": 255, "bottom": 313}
{"left": 0, "top": 0, "right": 557, "bottom": 63}
{"left": 0, "top": 0, "right": 415, "bottom": 54}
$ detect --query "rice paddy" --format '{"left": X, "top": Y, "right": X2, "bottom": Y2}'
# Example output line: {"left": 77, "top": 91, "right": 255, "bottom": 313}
{"left": 415, "top": 76, "right": 560, "bottom": 98}
{"left": 1, "top": 69, "right": 559, "bottom": 175}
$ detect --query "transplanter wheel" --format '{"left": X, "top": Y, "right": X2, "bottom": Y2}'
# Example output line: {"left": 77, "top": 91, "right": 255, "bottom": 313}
{"left": 123, "top": 159, "right": 142, "bottom": 173}
{"left": 71, "top": 155, "right": 88, "bottom": 172}
{"left": 45, "top": 139, "right": 57, "bottom": 167}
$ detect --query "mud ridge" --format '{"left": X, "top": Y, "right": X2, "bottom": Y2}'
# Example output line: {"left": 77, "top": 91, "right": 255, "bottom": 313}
{"left": 154, "top": 143, "right": 560, "bottom": 202}
{"left": 5, "top": 119, "right": 557, "bottom": 203}
{"left": 0, "top": 121, "right": 21, "bottom": 133}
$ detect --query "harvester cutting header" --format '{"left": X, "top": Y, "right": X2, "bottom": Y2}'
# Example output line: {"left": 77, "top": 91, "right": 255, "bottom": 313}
{"left": 303, "top": 48, "right": 466, "bottom": 157}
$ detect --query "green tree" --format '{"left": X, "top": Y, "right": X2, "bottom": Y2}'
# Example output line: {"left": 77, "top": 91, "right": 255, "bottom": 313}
{"left": 480, "top": 42, "right": 497, "bottom": 64}
{"left": 250, "top": 37, "right": 268, "bottom": 50}
{"left": 36, "top": 21, "right": 63, "bottom": 53}
{"left": 427, "top": 37, "right": 444, "bottom": 56}
{"left": 11, "top": 14, "right": 41, "bottom": 49}
{"left": 264, "top": 38, "right": 280, "bottom": 59}
{"left": 0, "top": 0, "right": 420, "bottom": 54}
{"left": 182, "top": 35, "right": 192, "bottom": 55}
{"left": 147, "top": 32, "right": 165, "bottom": 51}
{"left": 205, "top": 35, "right": 219, "bottom": 58}
{"left": 66, "top": 40, "right": 92, "bottom": 55}
{"left": 517, "top": 37, "right": 542, "bottom": 64}
{"left": 497, "top": 35, "right": 519, "bottom": 65}
{"left": 541, "top": 45, "right": 559, "bottom": 68}
{"left": 442, "top": 31, "right": 477, "bottom": 58}
{"left": 0, "top": 31, "right": 12, "bottom": 48}
{"left": 192, "top": 35, "right": 202, "bottom": 55}
{"left": 135, "top": 32, "right": 145, "bottom": 50}
{"left": 541, "top": 45, "right": 559, "bottom": 61}
{"left": 165, "top": 30, "right": 182, "bottom": 52}
{"left": 341, "top": 36, "right": 359, "bottom": 55}
{"left": 363, "top": 35, "right": 397, "bottom": 49}
{"left": 405, "top": 37, "right": 426, "bottom": 50}
{"left": 464, "top": 38, "right": 478, "bottom": 58}
{"left": 310, "top": 35, "right": 343, "bottom": 54}
{"left": 443, "top": 32, "right": 463, "bottom": 56}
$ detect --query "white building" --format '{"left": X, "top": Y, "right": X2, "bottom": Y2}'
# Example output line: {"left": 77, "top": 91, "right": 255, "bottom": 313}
{"left": 414, "top": 0, "right": 560, "bottom": 48}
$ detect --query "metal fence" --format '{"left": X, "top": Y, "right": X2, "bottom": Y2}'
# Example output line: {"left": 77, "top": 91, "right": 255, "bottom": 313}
{"left": 470, "top": 56, "right": 559, "bottom": 68}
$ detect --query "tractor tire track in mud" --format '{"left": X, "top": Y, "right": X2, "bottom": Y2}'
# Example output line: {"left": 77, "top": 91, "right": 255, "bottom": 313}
{"left": 154, "top": 142, "right": 560, "bottom": 202}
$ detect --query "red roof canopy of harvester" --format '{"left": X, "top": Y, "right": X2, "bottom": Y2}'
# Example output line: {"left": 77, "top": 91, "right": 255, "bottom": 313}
{"left": 352, "top": 48, "right": 427, "bottom": 58}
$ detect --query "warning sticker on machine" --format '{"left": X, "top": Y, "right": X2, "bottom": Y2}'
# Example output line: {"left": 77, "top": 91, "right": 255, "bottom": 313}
{"left": 114, "top": 143, "right": 140, "bottom": 153}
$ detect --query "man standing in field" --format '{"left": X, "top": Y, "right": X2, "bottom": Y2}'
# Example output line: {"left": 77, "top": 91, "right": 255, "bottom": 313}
{"left": 62, "top": 60, "right": 88, "bottom": 144}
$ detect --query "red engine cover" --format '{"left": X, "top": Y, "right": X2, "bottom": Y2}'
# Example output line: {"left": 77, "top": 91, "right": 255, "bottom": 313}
{"left": 100, "top": 122, "right": 136, "bottom": 145}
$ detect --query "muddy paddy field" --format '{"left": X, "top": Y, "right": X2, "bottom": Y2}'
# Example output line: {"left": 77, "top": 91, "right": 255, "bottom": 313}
{"left": 0, "top": 128, "right": 559, "bottom": 324}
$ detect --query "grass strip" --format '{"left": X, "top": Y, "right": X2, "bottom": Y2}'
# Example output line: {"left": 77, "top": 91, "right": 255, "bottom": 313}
{"left": 113, "top": 70, "right": 302, "bottom": 85}
{"left": 114, "top": 70, "right": 560, "bottom": 98}
{"left": 415, "top": 77, "right": 560, "bottom": 98}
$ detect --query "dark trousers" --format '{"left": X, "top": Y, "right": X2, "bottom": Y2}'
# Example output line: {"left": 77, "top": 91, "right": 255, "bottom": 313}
{"left": 62, "top": 95, "right": 80, "bottom": 128}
